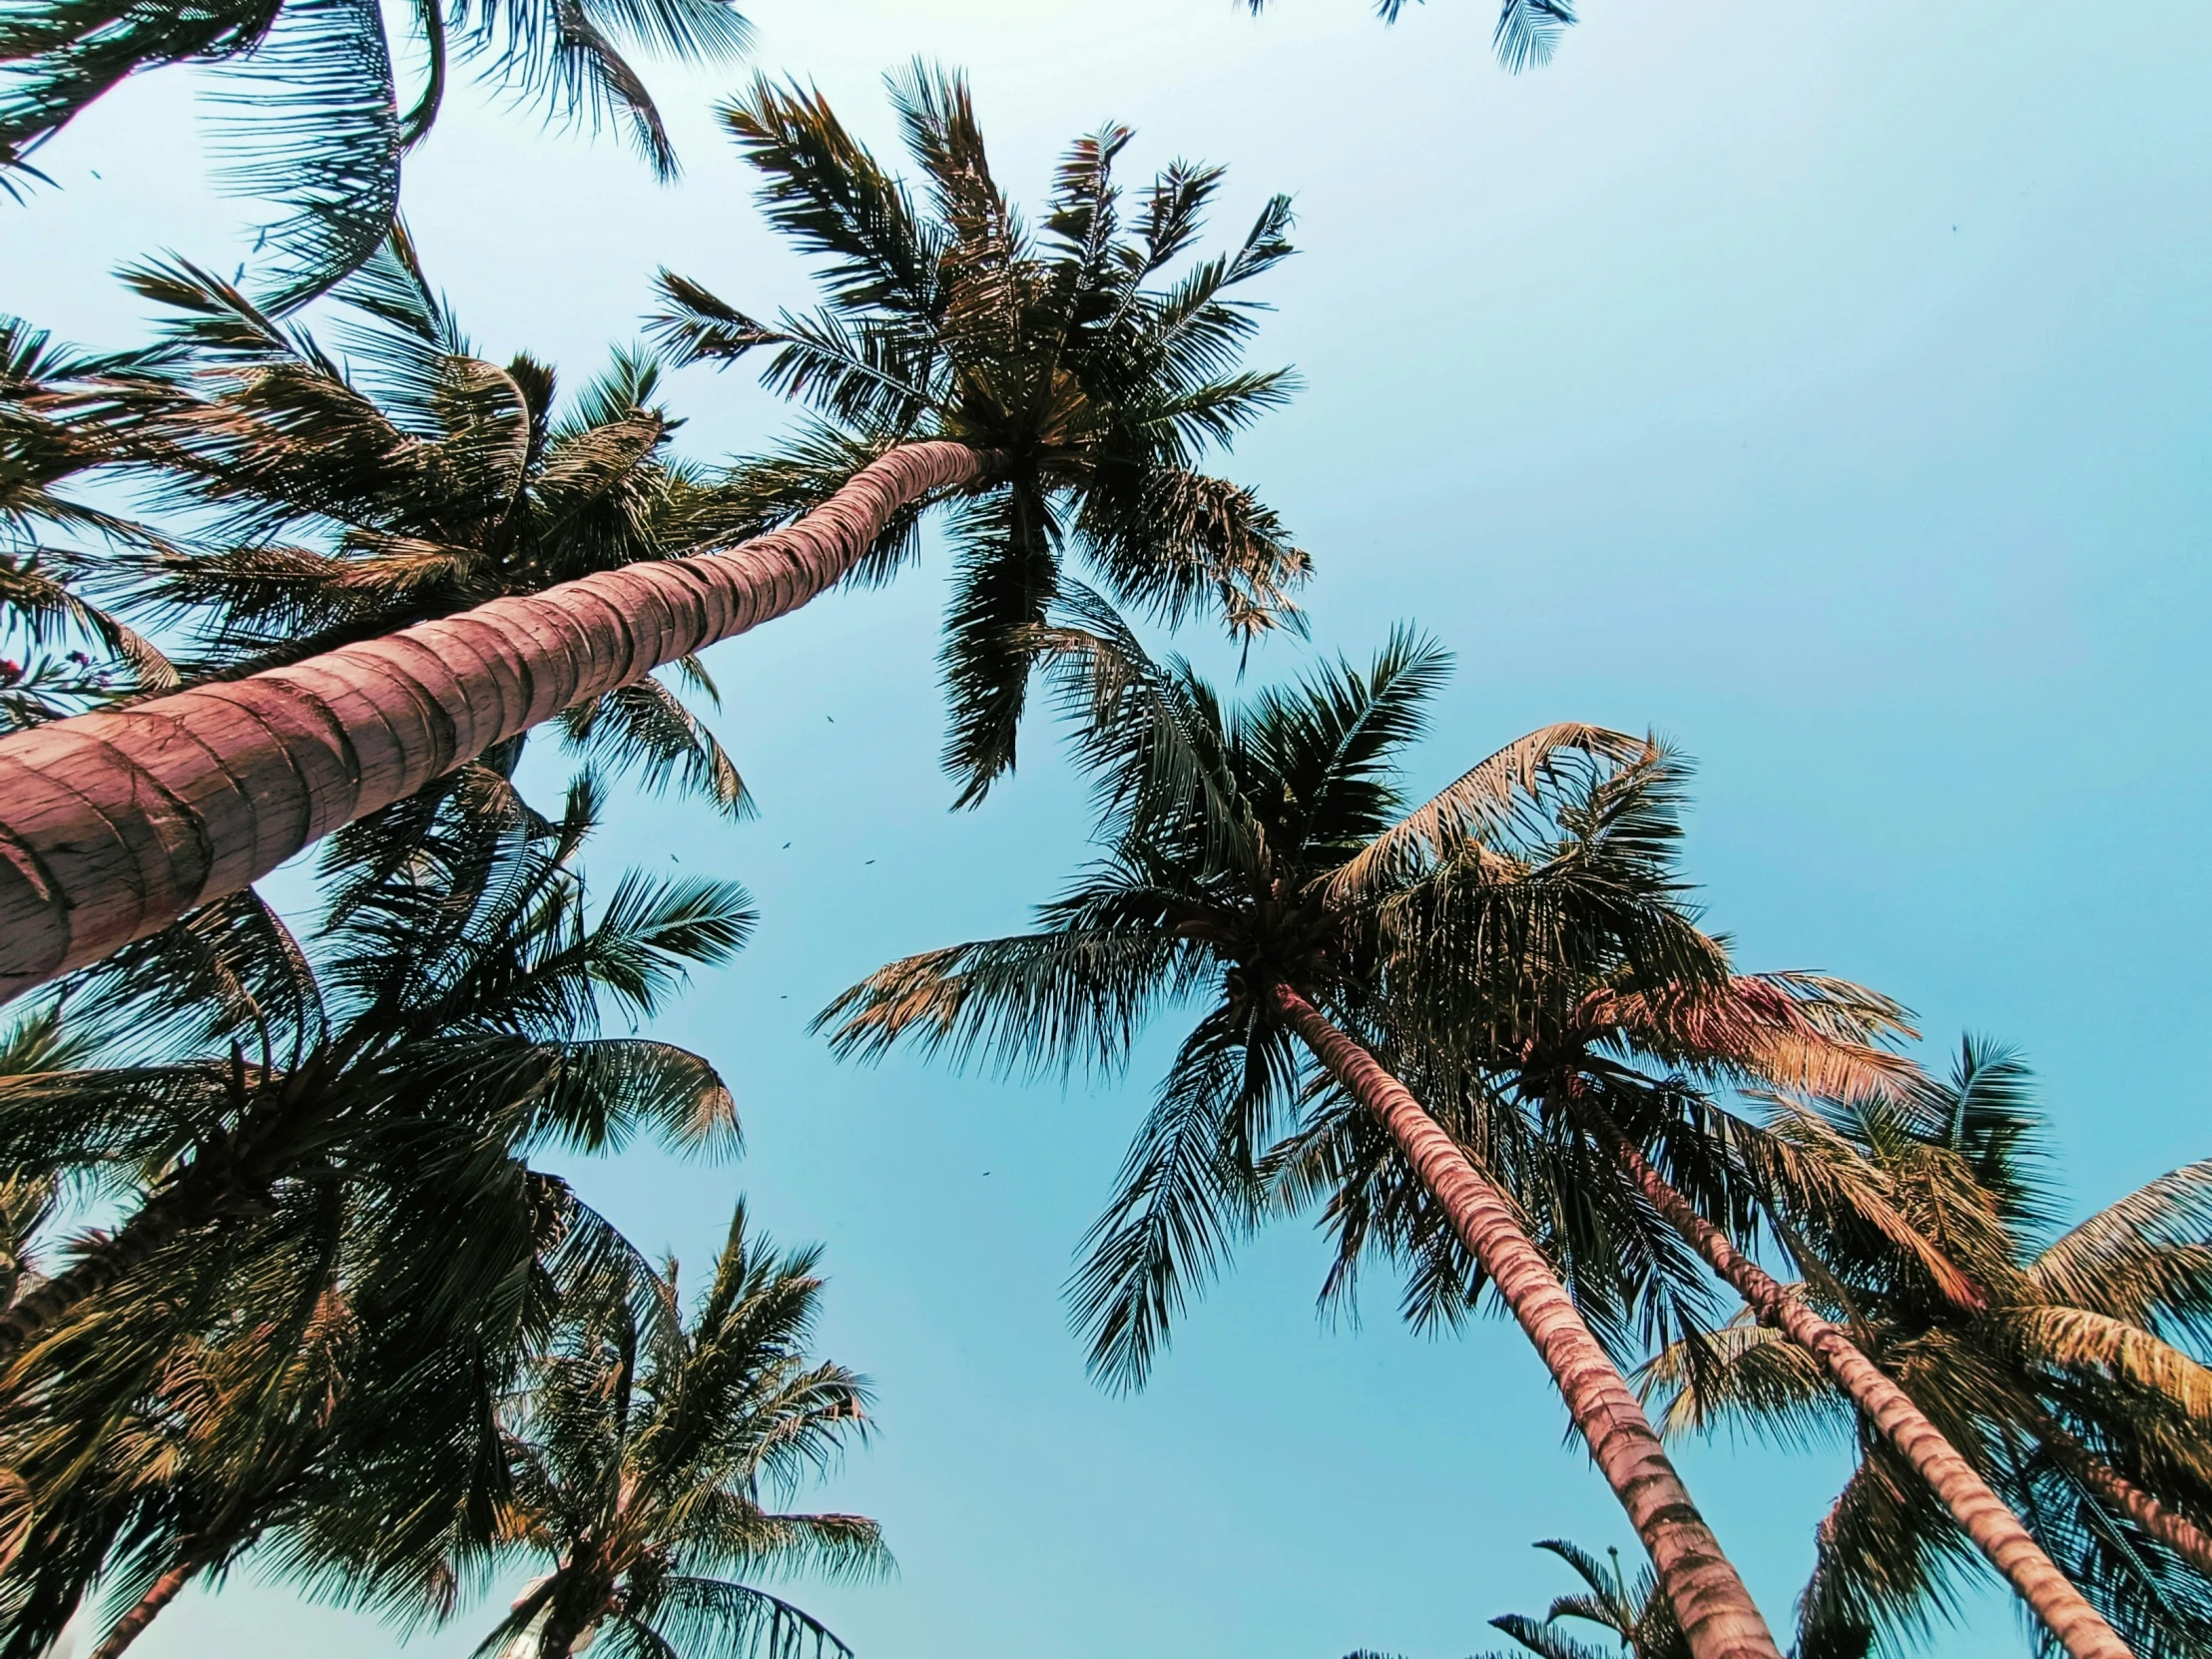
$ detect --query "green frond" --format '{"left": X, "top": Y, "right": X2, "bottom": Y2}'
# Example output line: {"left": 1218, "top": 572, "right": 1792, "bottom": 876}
{"left": 816, "top": 928, "right": 1192, "bottom": 1082}
{"left": 1067, "top": 1007, "right": 1298, "bottom": 1391}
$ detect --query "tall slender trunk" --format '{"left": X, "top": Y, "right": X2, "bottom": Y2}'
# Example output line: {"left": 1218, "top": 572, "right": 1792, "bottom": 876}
{"left": 1268, "top": 985, "right": 1784, "bottom": 1659}
{"left": 1567, "top": 1094, "right": 2132, "bottom": 1659}
{"left": 0, "top": 442, "right": 988, "bottom": 1004}
{"left": 0, "top": 1176, "right": 220, "bottom": 1366}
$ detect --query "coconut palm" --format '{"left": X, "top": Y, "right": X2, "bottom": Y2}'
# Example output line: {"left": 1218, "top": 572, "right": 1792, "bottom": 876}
{"left": 1, "top": 314, "right": 175, "bottom": 730}
{"left": 1476, "top": 1539, "right": 1690, "bottom": 1659}
{"left": 0, "top": 1147, "right": 646, "bottom": 1658}
{"left": 818, "top": 611, "right": 1787, "bottom": 1659}
{"left": 85, "top": 224, "right": 754, "bottom": 820}
{"left": 476, "top": 1203, "right": 880, "bottom": 1659}
{"left": 2, "top": 0, "right": 753, "bottom": 305}
{"left": 1261, "top": 742, "right": 2135, "bottom": 1659}
{"left": 1644, "top": 1043, "right": 2212, "bottom": 1659}
{"left": 0, "top": 756, "right": 749, "bottom": 1369}
{"left": 0, "top": 70, "right": 1304, "bottom": 1004}
{"left": 651, "top": 64, "right": 1309, "bottom": 803}
{"left": 0, "top": 766, "right": 743, "bottom": 1653}
{"left": 1477, "top": 1536, "right": 1691, "bottom": 1659}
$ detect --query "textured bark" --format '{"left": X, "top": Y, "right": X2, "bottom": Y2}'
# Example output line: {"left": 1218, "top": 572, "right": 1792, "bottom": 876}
{"left": 0, "top": 1177, "right": 218, "bottom": 1365}
{"left": 1571, "top": 1097, "right": 2133, "bottom": 1659}
{"left": 0, "top": 442, "right": 988, "bottom": 1004}
{"left": 89, "top": 1557, "right": 197, "bottom": 1659}
{"left": 1269, "top": 985, "right": 1784, "bottom": 1659}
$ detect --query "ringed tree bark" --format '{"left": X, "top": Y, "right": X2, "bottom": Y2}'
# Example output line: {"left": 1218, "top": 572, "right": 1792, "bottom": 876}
{"left": 0, "top": 441, "right": 983, "bottom": 1003}
{"left": 1273, "top": 985, "right": 1790, "bottom": 1659}
{"left": 1568, "top": 1092, "right": 2134, "bottom": 1659}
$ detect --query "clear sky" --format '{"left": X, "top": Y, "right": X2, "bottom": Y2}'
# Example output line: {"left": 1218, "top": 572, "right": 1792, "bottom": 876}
{"left": 8, "top": 2, "right": 2212, "bottom": 1655}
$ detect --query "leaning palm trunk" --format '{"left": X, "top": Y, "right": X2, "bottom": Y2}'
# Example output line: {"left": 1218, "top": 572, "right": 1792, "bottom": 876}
{"left": 0, "top": 1177, "right": 220, "bottom": 1365}
{"left": 1270, "top": 985, "right": 1785, "bottom": 1659}
{"left": 1569, "top": 1095, "right": 2133, "bottom": 1659}
{"left": 89, "top": 1555, "right": 200, "bottom": 1659}
{"left": 2036, "top": 1417, "right": 2212, "bottom": 1580}
{"left": 0, "top": 442, "right": 987, "bottom": 1003}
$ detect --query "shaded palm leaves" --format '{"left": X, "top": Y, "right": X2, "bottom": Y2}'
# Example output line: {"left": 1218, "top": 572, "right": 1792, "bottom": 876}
{"left": 0, "top": 765, "right": 751, "bottom": 1655}
{"left": 2, "top": 0, "right": 754, "bottom": 305}
{"left": 73, "top": 225, "right": 754, "bottom": 817}
{"left": 479, "top": 1204, "right": 879, "bottom": 1659}
{"left": 1643, "top": 1043, "right": 2212, "bottom": 1658}
{"left": 818, "top": 605, "right": 1733, "bottom": 1387}
{"left": 0, "top": 314, "right": 175, "bottom": 731}
{"left": 653, "top": 67, "right": 1309, "bottom": 804}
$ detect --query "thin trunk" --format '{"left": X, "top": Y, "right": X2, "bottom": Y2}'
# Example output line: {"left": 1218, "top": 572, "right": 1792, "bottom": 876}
{"left": 1569, "top": 1094, "right": 2132, "bottom": 1659}
{"left": 0, "top": 441, "right": 988, "bottom": 1004}
{"left": 0, "top": 1176, "right": 218, "bottom": 1365}
{"left": 88, "top": 1557, "right": 197, "bottom": 1659}
{"left": 1269, "top": 985, "right": 1784, "bottom": 1659}
{"left": 2032, "top": 1407, "right": 2212, "bottom": 1579}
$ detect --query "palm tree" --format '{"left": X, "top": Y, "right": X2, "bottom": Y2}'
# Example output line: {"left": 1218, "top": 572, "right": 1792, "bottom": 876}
{"left": 99, "top": 225, "right": 755, "bottom": 820}
{"left": 0, "top": 1145, "right": 647, "bottom": 1658}
{"left": 1259, "top": 740, "right": 2136, "bottom": 1659}
{"left": 476, "top": 1203, "right": 881, "bottom": 1659}
{"left": 1644, "top": 1043, "right": 2212, "bottom": 1659}
{"left": 0, "top": 757, "right": 749, "bottom": 1368}
{"left": 818, "top": 613, "right": 1786, "bottom": 1659}
{"left": 1476, "top": 1539, "right": 1690, "bottom": 1659}
{"left": 0, "top": 769, "right": 741, "bottom": 1654}
{"left": 1, "top": 315, "right": 175, "bottom": 731}
{"left": 2, "top": 0, "right": 753, "bottom": 304}
{"left": 1243, "top": 0, "right": 1581, "bottom": 76}
{"left": 0, "top": 69, "right": 1304, "bottom": 1005}
{"left": 650, "top": 65, "right": 1308, "bottom": 804}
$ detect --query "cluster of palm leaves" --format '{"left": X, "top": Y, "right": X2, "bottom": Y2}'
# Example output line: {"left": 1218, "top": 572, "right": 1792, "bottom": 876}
{"left": 3, "top": 8, "right": 2208, "bottom": 1659}
{"left": 0, "top": 765, "right": 878, "bottom": 1657}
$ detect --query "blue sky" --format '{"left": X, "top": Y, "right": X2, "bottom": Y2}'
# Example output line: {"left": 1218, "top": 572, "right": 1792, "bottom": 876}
{"left": 9, "top": 1, "right": 2212, "bottom": 1655}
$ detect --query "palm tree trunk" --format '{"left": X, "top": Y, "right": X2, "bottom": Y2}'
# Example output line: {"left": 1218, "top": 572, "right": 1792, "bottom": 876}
{"left": 2030, "top": 1406, "right": 2212, "bottom": 1579}
{"left": 1268, "top": 985, "right": 1784, "bottom": 1659}
{"left": 0, "top": 1176, "right": 217, "bottom": 1366}
{"left": 89, "top": 1556, "right": 197, "bottom": 1658}
{"left": 0, "top": 441, "right": 988, "bottom": 1005}
{"left": 1567, "top": 1094, "right": 2133, "bottom": 1659}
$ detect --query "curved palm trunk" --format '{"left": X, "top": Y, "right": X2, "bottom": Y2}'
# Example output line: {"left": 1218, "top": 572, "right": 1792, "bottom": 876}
{"left": 1569, "top": 1096, "right": 2132, "bottom": 1659}
{"left": 89, "top": 1556, "right": 199, "bottom": 1659}
{"left": 0, "top": 442, "right": 988, "bottom": 1004}
{"left": 0, "top": 1176, "right": 219, "bottom": 1365}
{"left": 1269, "top": 985, "right": 1784, "bottom": 1659}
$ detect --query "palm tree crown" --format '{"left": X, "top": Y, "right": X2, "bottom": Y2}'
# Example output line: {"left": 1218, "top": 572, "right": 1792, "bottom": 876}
{"left": 482, "top": 1203, "right": 881, "bottom": 1659}
{"left": 820, "top": 607, "right": 1676, "bottom": 1382}
{"left": 653, "top": 67, "right": 1311, "bottom": 803}
{"left": 64, "top": 226, "right": 755, "bottom": 818}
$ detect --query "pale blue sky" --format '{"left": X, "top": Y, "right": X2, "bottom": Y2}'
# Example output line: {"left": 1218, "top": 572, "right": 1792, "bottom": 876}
{"left": 8, "top": 2, "right": 2212, "bottom": 1655}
